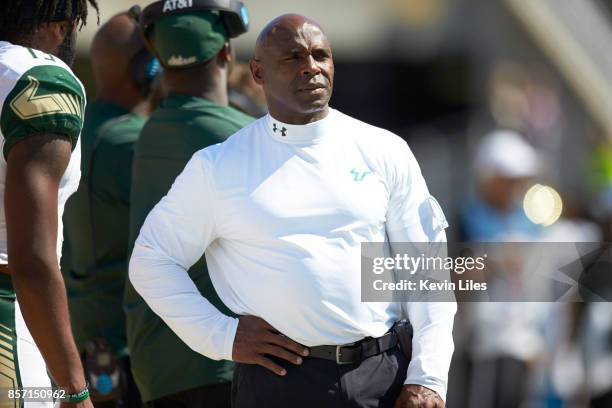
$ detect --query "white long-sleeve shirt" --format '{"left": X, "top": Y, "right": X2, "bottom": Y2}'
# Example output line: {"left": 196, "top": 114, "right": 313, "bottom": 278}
{"left": 129, "top": 108, "right": 456, "bottom": 400}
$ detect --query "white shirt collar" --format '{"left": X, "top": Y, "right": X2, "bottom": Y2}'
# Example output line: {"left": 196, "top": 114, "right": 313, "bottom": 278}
{"left": 265, "top": 108, "right": 336, "bottom": 144}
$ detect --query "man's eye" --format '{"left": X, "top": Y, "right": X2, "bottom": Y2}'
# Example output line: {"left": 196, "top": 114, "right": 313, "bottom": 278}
{"left": 313, "top": 51, "right": 329, "bottom": 61}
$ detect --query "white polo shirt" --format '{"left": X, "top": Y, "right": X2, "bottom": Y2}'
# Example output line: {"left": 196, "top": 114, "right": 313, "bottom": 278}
{"left": 129, "top": 108, "right": 456, "bottom": 399}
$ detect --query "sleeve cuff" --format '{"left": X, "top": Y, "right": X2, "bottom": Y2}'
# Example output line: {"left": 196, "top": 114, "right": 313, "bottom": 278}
{"left": 221, "top": 316, "right": 240, "bottom": 361}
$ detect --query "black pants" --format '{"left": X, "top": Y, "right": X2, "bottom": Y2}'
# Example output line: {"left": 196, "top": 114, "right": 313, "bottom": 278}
{"left": 144, "top": 383, "right": 231, "bottom": 408}
{"left": 231, "top": 346, "right": 409, "bottom": 408}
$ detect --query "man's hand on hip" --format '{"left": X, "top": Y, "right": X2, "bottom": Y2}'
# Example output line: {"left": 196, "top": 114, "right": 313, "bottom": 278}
{"left": 232, "top": 315, "right": 310, "bottom": 376}
{"left": 394, "top": 384, "right": 445, "bottom": 408}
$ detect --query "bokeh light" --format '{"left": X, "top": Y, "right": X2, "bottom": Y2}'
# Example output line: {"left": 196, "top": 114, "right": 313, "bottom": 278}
{"left": 523, "top": 184, "right": 563, "bottom": 226}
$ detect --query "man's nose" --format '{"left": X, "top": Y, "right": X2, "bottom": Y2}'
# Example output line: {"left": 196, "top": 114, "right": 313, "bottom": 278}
{"left": 300, "top": 55, "right": 321, "bottom": 76}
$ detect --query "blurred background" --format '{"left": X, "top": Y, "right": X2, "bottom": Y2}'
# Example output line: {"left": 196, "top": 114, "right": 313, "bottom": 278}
{"left": 73, "top": 0, "right": 612, "bottom": 407}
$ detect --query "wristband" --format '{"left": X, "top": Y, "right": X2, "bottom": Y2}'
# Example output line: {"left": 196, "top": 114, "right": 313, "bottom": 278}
{"left": 62, "top": 385, "right": 90, "bottom": 404}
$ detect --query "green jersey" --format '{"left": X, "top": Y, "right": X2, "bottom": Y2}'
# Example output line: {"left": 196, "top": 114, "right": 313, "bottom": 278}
{"left": 79, "top": 100, "right": 130, "bottom": 156}
{"left": 63, "top": 106, "right": 145, "bottom": 356}
{"left": 125, "top": 93, "right": 253, "bottom": 402}
{"left": 61, "top": 101, "right": 128, "bottom": 278}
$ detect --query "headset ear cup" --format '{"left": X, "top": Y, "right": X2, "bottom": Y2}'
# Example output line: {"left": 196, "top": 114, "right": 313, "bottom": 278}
{"left": 129, "top": 48, "right": 159, "bottom": 97}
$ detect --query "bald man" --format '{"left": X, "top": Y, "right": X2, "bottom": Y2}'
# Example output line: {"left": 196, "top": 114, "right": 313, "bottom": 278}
{"left": 61, "top": 11, "right": 161, "bottom": 407}
{"left": 130, "top": 14, "right": 456, "bottom": 408}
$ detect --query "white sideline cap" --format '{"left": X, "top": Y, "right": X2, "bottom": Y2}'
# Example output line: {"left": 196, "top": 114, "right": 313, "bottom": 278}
{"left": 475, "top": 130, "right": 539, "bottom": 179}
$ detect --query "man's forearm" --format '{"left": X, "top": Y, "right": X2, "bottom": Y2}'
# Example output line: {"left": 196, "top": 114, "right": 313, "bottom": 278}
{"left": 11, "top": 263, "right": 86, "bottom": 392}
{"left": 404, "top": 301, "right": 456, "bottom": 402}
{"left": 129, "top": 242, "right": 239, "bottom": 360}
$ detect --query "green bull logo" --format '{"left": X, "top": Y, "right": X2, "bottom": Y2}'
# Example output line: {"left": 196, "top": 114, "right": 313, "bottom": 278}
{"left": 351, "top": 168, "right": 371, "bottom": 182}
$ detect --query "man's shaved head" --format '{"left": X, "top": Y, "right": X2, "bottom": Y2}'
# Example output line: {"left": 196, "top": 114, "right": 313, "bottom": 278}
{"left": 254, "top": 14, "right": 327, "bottom": 60}
{"left": 250, "top": 14, "right": 334, "bottom": 124}
{"left": 90, "top": 12, "right": 143, "bottom": 90}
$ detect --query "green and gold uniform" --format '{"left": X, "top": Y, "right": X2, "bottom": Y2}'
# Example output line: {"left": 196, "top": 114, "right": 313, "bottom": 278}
{"left": 125, "top": 93, "right": 253, "bottom": 402}
{"left": 0, "top": 41, "right": 85, "bottom": 407}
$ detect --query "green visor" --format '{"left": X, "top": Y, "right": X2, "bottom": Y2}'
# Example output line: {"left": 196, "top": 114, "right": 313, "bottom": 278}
{"left": 152, "top": 11, "right": 228, "bottom": 69}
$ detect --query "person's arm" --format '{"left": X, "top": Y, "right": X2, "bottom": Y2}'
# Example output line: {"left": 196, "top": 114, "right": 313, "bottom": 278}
{"left": 129, "top": 151, "right": 307, "bottom": 373}
{"left": 385, "top": 139, "right": 456, "bottom": 407}
{"left": 129, "top": 151, "right": 237, "bottom": 358}
{"left": 5, "top": 134, "right": 90, "bottom": 405}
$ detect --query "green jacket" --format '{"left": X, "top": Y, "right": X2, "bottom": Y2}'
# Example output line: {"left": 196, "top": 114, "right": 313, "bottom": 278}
{"left": 63, "top": 101, "right": 144, "bottom": 356}
{"left": 125, "top": 93, "right": 254, "bottom": 402}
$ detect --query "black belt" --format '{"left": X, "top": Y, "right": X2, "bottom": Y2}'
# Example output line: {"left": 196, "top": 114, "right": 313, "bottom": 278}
{"left": 308, "top": 331, "right": 398, "bottom": 365}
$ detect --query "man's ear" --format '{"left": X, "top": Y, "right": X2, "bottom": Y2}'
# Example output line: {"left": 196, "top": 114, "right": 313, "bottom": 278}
{"left": 33, "top": 21, "right": 69, "bottom": 54}
{"left": 218, "top": 41, "right": 233, "bottom": 64}
{"left": 217, "top": 41, "right": 236, "bottom": 75}
{"left": 50, "top": 21, "right": 72, "bottom": 44}
{"left": 249, "top": 59, "right": 264, "bottom": 85}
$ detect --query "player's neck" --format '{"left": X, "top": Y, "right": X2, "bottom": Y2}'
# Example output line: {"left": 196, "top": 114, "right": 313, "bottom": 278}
{"left": 163, "top": 66, "right": 229, "bottom": 107}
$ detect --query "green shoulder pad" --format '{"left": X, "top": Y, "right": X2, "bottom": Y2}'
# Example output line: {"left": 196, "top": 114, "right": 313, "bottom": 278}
{"left": 1, "top": 65, "right": 85, "bottom": 159}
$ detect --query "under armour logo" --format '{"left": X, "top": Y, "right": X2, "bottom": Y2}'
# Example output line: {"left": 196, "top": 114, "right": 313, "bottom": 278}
{"left": 351, "top": 168, "right": 371, "bottom": 181}
{"left": 272, "top": 123, "right": 287, "bottom": 136}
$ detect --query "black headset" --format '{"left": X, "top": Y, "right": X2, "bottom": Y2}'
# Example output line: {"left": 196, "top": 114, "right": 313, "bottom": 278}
{"left": 129, "top": 0, "right": 249, "bottom": 52}
{"left": 128, "top": 48, "right": 163, "bottom": 97}
{"left": 121, "top": 10, "right": 164, "bottom": 97}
